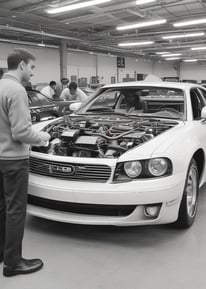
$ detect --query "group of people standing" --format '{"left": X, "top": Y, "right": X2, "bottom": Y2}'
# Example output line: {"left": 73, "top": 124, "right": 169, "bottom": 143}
{"left": 40, "top": 77, "right": 87, "bottom": 102}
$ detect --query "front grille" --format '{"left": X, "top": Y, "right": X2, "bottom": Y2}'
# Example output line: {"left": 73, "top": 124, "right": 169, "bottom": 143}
{"left": 28, "top": 195, "right": 136, "bottom": 217}
{"left": 29, "top": 156, "right": 112, "bottom": 182}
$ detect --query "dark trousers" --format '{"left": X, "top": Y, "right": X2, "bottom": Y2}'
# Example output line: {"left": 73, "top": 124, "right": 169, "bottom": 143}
{"left": 0, "top": 159, "right": 29, "bottom": 266}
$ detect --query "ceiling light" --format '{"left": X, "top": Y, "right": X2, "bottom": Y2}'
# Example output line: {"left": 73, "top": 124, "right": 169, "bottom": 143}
{"left": 162, "top": 32, "right": 205, "bottom": 39}
{"left": 191, "top": 46, "right": 206, "bottom": 50}
{"left": 161, "top": 53, "right": 182, "bottom": 57}
{"left": 47, "top": 0, "right": 111, "bottom": 14}
{"left": 118, "top": 41, "right": 154, "bottom": 47}
{"left": 136, "top": 0, "right": 156, "bottom": 5}
{"left": 117, "top": 19, "right": 166, "bottom": 31}
{"left": 37, "top": 43, "right": 46, "bottom": 47}
{"left": 183, "top": 59, "right": 197, "bottom": 62}
{"left": 156, "top": 52, "right": 170, "bottom": 54}
{"left": 173, "top": 18, "right": 206, "bottom": 27}
{"left": 165, "top": 57, "right": 180, "bottom": 60}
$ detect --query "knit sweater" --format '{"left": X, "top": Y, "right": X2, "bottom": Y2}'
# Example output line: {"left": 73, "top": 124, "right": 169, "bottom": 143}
{"left": 0, "top": 73, "right": 43, "bottom": 160}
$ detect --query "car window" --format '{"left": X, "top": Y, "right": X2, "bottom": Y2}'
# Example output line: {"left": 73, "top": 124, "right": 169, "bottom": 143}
{"left": 85, "top": 89, "right": 121, "bottom": 111}
{"left": 78, "top": 86, "right": 185, "bottom": 119}
{"left": 27, "top": 90, "right": 50, "bottom": 106}
{"left": 190, "top": 88, "right": 205, "bottom": 119}
{"left": 197, "top": 87, "right": 206, "bottom": 103}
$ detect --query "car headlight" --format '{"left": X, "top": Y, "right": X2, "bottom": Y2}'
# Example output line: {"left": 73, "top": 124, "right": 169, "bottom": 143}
{"left": 148, "top": 158, "right": 168, "bottom": 177}
{"left": 113, "top": 158, "right": 172, "bottom": 182}
{"left": 124, "top": 161, "right": 142, "bottom": 178}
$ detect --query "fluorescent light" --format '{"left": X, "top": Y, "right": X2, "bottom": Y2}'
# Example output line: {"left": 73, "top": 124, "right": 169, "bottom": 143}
{"left": 156, "top": 52, "right": 170, "bottom": 54}
{"left": 117, "top": 19, "right": 166, "bottom": 31}
{"left": 162, "top": 32, "right": 205, "bottom": 39}
{"left": 161, "top": 53, "right": 182, "bottom": 57}
{"left": 37, "top": 43, "right": 46, "bottom": 47}
{"left": 173, "top": 18, "right": 206, "bottom": 27}
{"left": 118, "top": 41, "right": 154, "bottom": 47}
{"left": 136, "top": 0, "right": 156, "bottom": 5}
{"left": 183, "top": 59, "right": 197, "bottom": 62}
{"left": 191, "top": 46, "right": 206, "bottom": 50}
{"left": 165, "top": 57, "right": 180, "bottom": 60}
{"left": 47, "top": 0, "right": 111, "bottom": 14}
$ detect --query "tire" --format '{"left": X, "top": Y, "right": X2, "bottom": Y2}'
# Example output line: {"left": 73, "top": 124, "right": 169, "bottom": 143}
{"left": 174, "top": 158, "right": 199, "bottom": 228}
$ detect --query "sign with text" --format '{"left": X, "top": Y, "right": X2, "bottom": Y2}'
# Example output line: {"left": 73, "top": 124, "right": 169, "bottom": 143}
{"left": 117, "top": 57, "right": 125, "bottom": 68}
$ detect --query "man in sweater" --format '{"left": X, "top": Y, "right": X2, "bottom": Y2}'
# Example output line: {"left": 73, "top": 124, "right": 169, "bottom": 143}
{"left": 0, "top": 48, "right": 50, "bottom": 277}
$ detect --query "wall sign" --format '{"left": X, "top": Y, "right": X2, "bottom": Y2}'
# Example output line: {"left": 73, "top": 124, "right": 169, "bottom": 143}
{"left": 117, "top": 57, "right": 125, "bottom": 68}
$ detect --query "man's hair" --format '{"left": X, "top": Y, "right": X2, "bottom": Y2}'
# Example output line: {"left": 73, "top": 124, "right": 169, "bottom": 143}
{"left": 7, "top": 48, "right": 35, "bottom": 70}
{"left": 61, "top": 77, "right": 69, "bottom": 84}
{"left": 69, "top": 82, "right": 77, "bottom": 90}
{"left": 49, "top": 81, "right": 56, "bottom": 86}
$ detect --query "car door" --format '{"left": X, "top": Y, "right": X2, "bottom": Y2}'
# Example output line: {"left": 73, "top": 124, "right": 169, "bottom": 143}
{"left": 190, "top": 88, "right": 206, "bottom": 160}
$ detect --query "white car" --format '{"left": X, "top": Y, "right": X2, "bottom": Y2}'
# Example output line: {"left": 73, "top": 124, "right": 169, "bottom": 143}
{"left": 28, "top": 81, "right": 206, "bottom": 228}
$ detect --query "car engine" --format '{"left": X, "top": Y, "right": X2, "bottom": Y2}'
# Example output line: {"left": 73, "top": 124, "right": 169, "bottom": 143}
{"left": 32, "top": 115, "right": 178, "bottom": 158}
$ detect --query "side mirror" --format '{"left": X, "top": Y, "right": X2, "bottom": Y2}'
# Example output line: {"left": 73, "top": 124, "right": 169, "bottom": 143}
{"left": 69, "top": 102, "right": 82, "bottom": 112}
{"left": 201, "top": 106, "right": 206, "bottom": 119}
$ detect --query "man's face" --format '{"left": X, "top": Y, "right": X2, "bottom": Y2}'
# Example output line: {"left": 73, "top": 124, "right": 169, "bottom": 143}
{"left": 69, "top": 87, "right": 77, "bottom": 95}
{"left": 20, "top": 59, "right": 35, "bottom": 84}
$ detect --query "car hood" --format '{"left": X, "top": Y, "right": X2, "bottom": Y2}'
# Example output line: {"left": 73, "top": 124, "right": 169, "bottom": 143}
{"left": 31, "top": 113, "right": 183, "bottom": 159}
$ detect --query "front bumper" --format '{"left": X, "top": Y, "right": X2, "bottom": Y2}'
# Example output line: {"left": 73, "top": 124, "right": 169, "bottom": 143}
{"left": 28, "top": 170, "right": 186, "bottom": 226}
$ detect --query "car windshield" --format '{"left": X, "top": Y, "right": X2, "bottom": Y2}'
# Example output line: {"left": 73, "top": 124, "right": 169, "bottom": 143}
{"left": 77, "top": 86, "right": 185, "bottom": 120}
{"left": 27, "top": 90, "right": 52, "bottom": 106}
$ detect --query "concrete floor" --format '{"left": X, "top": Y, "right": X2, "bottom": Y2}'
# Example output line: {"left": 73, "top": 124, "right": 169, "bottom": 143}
{"left": 2, "top": 185, "right": 206, "bottom": 289}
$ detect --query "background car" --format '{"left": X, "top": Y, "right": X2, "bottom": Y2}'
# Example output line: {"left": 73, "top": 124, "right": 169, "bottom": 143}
{"left": 28, "top": 81, "right": 206, "bottom": 228}
{"left": 27, "top": 87, "right": 76, "bottom": 122}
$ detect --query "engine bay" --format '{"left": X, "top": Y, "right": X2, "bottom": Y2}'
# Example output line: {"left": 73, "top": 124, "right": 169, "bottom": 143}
{"left": 32, "top": 115, "right": 178, "bottom": 158}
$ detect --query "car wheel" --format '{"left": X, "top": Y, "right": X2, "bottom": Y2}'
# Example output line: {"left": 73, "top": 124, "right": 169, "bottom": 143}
{"left": 175, "top": 158, "right": 199, "bottom": 228}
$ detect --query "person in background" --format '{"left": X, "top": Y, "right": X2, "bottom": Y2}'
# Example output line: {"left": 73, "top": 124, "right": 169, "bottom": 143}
{"left": 60, "top": 81, "right": 87, "bottom": 102}
{"left": 55, "top": 77, "right": 69, "bottom": 99}
{"left": 40, "top": 80, "right": 56, "bottom": 99}
{"left": 117, "top": 89, "right": 148, "bottom": 114}
{"left": 0, "top": 48, "right": 50, "bottom": 277}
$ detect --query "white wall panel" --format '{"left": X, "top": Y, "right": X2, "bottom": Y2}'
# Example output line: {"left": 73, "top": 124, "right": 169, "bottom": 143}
{"left": 3, "top": 42, "right": 206, "bottom": 85}
{"left": 0, "top": 43, "right": 60, "bottom": 85}
{"left": 67, "top": 52, "right": 96, "bottom": 84}
{"left": 153, "top": 60, "right": 178, "bottom": 78}
{"left": 180, "top": 62, "right": 206, "bottom": 82}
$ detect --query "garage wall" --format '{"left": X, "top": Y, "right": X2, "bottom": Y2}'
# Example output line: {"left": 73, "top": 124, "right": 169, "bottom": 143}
{"left": 0, "top": 43, "right": 60, "bottom": 85}
{"left": 67, "top": 51, "right": 96, "bottom": 82}
{"left": 96, "top": 54, "right": 117, "bottom": 84}
{"left": 180, "top": 62, "right": 206, "bottom": 82}
{"left": 66, "top": 54, "right": 179, "bottom": 84}
{"left": 2, "top": 42, "right": 204, "bottom": 85}
{"left": 153, "top": 60, "right": 178, "bottom": 78}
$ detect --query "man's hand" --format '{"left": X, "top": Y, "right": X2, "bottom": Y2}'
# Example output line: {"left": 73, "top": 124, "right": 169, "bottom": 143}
{"left": 38, "top": 131, "right": 51, "bottom": 146}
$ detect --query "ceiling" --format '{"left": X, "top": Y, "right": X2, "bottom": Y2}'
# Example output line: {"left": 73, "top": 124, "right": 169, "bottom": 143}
{"left": 0, "top": 0, "right": 206, "bottom": 62}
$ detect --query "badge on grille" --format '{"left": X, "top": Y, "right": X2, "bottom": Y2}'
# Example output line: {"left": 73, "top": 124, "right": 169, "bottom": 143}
{"left": 48, "top": 164, "right": 75, "bottom": 174}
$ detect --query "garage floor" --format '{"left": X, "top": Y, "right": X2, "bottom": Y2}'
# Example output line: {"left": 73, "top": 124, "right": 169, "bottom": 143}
{"left": 1, "top": 185, "right": 206, "bottom": 289}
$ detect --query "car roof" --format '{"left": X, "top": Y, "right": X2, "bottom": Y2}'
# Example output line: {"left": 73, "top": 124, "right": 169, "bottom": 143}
{"left": 102, "top": 81, "right": 203, "bottom": 90}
